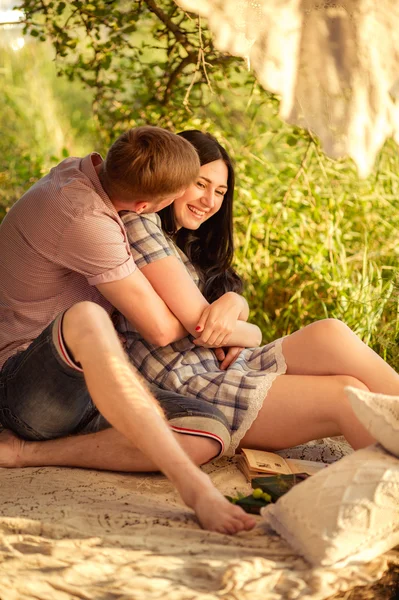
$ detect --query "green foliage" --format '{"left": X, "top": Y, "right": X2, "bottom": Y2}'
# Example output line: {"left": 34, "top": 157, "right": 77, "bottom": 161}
{"left": 231, "top": 125, "right": 399, "bottom": 369}
{"left": 20, "top": 0, "right": 249, "bottom": 141}
{"left": 4, "top": 1, "right": 399, "bottom": 369}
{"left": 0, "top": 40, "right": 98, "bottom": 220}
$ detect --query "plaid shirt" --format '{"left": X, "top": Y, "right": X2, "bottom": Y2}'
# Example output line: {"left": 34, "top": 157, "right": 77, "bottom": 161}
{"left": 116, "top": 213, "right": 286, "bottom": 455}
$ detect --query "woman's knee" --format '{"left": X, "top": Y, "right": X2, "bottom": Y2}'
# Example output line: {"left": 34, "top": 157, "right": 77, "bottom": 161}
{"left": 307, "top": 318, "right": 352, "bottom": 340}
{"left": 283, "top": 318, "right": 354, "bottom": 360}
{"left": 334, "top": 375, "right": 369, "bottom": 393}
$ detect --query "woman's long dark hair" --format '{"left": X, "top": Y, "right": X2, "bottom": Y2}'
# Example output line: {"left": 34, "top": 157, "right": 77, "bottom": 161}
{"left": 158, "top": 130, "right": 243, "bottom": 303}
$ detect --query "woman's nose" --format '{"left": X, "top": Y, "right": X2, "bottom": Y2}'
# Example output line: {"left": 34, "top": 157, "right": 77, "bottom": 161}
{"left": 201, "top": 189, "right": 215, "bottom": 208}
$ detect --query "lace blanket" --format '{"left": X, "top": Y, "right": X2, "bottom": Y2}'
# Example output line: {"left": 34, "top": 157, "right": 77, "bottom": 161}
{"left": 0, "top": 437, "right": 397, "bottom": 599}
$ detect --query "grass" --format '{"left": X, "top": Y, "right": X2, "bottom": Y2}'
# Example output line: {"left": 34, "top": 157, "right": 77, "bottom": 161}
{"left": 0, "top": 38, "right": 98, "bottom": 220}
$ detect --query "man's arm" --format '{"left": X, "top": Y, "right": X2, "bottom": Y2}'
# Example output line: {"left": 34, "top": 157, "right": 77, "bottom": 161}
{"left": 97, "top": 268, "right": 187, "bottom": 347}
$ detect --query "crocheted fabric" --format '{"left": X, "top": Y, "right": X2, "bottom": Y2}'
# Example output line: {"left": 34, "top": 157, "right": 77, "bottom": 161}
{"left": 346, "top": 385, "right": 399, "bottom": 457}
{"left": 262, "top": 443, "right": 399, "bottom": 567}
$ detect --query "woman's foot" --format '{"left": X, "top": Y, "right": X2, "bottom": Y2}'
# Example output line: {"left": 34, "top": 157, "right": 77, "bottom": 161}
{"left": 0, "top": 429, "right": 26, "bottom": 467}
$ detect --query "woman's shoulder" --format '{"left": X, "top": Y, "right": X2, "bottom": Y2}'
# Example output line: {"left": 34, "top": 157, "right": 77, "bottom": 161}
{"left": 121, "top": 211, "right": 161, "bottom": 229}
{"left": 120, "top": 210, "right": 179, "bottom": 267}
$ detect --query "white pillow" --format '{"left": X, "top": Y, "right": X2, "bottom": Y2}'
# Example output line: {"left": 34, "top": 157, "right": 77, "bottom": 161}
{"left": 261, "top": 444, "right": 399, "bottom": 567}
{"left": 345, "top": 386, "right": 399, "bottom": 457}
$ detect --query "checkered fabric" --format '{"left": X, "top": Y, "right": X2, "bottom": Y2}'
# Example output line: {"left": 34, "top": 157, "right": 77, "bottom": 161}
{"left": 116, "top": 213, "right": 287, "bottom": 455}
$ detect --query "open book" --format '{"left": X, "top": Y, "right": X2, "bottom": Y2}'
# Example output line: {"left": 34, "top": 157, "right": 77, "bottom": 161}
{"left": 237, "top": 448, "right": 328, "bottom": 481}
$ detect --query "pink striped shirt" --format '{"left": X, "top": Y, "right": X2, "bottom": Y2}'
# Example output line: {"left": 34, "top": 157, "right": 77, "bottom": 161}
{"left": 0, "top": 153, "right": 135, "bottom": 369}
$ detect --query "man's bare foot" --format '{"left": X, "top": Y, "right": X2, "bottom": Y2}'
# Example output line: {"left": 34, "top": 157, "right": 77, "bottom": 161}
{"left": 192, "top": 485, "right": 256, "bottom": 534}
{"left": 179, "top": 471, "right": 256, "bottom": 534}
{"left": 0, "top": 429, "right": 25, "bottom": 467}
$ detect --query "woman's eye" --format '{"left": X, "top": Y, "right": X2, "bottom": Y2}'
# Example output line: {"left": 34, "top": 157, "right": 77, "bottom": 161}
{"left": 216, "top": 190, "right": 226, "bottom": 196}
{"left": 197, "top": 181, "right": 206, "bottom": 189}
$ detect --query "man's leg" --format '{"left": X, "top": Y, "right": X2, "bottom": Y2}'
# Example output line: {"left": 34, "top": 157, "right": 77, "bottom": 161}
{"left": 62, "top": 303, "right": 256, "bottom": 533}
{"left": 0, "top": 302, "right": 255, "bottom": 534}
{"left": 0, "top": 386, "right": 232, "bottom": 471}
{"left": 0, "top": 427, "right": 219, "bottom": 470}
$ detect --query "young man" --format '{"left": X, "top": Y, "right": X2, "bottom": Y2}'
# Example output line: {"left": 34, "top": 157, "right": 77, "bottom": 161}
{"left": 0, "top": 126, "right": 255, "bottom": 534}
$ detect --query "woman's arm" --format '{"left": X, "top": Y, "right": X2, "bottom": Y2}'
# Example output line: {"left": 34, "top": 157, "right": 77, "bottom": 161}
{"left": 194, "top": 292, "right": 250, "bottom": 346}
{"left": 121, "top": 212, "right": 261, "bottom": 348}
{"left": 140, "top": 257, "right": 261, "bottom": 348}
{"left": 236, "top": 294, "right": 250, "bottom": 321}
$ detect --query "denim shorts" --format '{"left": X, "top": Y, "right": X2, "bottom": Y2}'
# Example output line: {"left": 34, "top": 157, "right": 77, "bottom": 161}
{"left": 0, "top": 314, "right": 231, "bottom": 456}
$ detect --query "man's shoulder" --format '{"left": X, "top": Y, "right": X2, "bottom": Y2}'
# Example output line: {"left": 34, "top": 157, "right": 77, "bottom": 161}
{"left": 38, "top": 153, "right": 112, "bottom": 218}
{"left": 2, "top": 154, "right": 117, "bottom": 241}
{"left": 54, "top": 155, "right": 101, "bottom": 203}
{"left": 16, "top": 155, "right": 94, "bottom": 204}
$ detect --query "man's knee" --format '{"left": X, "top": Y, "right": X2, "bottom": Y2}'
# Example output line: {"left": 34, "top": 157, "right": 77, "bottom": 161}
{"left": 179, "top": 435, "right": 221, "bottom": 466}
{"left": 65, "top": 301, "right": 109, "bottom": 329}
{"left": 63, "top": 302, "right": 112, "bottom": 347}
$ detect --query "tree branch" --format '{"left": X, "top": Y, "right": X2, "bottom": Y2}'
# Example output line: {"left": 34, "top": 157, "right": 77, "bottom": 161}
{"left": 163, "top": 51, "right": 197, "bottom": 104}
{"left": 143, "top": 0, "right": 185, "bottom": 42}
{"left": 0, "top": 21, "right": 27, "bottom": 26}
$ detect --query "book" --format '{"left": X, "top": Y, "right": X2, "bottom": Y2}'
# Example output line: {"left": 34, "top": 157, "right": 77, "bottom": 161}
{"left": 237, "top": 448, "right": 328, "bottom": 481}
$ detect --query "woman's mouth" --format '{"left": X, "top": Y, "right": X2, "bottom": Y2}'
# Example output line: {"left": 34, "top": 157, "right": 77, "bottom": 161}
{"left": 188, "top": 205, "right": 206, "bottom": 218}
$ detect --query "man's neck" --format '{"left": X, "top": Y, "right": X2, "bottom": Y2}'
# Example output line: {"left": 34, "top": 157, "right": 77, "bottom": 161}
{"left": 95, "top": 163, "right": 140, "bottom": 213}
{"left": 95, "top": 163, "right": 116, "bottom": 207}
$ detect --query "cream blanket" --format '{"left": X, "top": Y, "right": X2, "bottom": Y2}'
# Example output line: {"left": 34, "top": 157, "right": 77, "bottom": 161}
{"left": 0, "top": 438, "right": 397, "bottom": 600}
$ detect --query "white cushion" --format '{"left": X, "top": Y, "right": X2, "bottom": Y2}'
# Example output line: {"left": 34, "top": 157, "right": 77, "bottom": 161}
{"left": 345, "top": 386, "right": 399, "bottom": 457}
{"left": 261, "top": 444, "right": 399, "bottom": 567}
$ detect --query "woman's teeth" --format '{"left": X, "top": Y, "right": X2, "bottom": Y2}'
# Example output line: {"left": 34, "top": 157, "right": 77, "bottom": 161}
{"left": 188, "top": 205, "right": 205, "bottom": 218}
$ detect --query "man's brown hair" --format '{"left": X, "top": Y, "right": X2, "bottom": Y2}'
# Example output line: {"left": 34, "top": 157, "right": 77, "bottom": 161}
{"left": 101, "top": 126, "right": 200, "bottom": 202}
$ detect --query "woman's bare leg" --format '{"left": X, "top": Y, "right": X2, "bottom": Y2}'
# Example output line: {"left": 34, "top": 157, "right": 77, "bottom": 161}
{"left": 0, "top": 427, "right": 220, "bottom": 471}
{"left": 282, "top": 319, "right": 399, "bottom": 394}
{"left": 240, "top": 319, "right": 398, "bottom": 451}
{"left": 240, "top": 374, "right": 375, "bottom": 451}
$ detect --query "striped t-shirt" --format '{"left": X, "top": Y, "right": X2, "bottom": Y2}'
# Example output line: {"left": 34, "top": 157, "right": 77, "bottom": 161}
{"left": 0, "top": 153, "right": 135, "bottom": 369}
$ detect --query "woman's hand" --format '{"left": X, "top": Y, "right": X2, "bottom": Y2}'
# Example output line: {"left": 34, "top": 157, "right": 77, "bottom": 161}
{"left": 217, "top": 346, "right": 243, "bottom": 370}
{"left": 194, "top": 292, "right": 247, "bottom": 347}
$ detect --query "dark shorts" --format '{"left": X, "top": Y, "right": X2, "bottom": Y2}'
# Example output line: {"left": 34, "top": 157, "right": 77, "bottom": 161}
{"left": 0, "top": 314, "right": 231, "bottom": 456}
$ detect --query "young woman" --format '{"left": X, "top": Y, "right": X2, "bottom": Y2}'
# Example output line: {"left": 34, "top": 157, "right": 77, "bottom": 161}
{"left": 116, "top": 130, "right": 399, "bottom": 457}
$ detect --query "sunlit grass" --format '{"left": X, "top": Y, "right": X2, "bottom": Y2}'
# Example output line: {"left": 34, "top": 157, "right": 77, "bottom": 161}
{"left": 0, "top": 40, "right": 99, "bottom": 219}
{"left": 230, "top": 127, "right": 399, "bottom": 370}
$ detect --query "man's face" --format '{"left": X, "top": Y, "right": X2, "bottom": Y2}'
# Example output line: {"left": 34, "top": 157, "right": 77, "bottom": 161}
{"left": 141, "top": 189, "right": 186, "bottom": 214}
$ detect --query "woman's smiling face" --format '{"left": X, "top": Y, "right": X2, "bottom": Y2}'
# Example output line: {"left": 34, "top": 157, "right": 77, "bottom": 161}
{"left": 173, "top": 159, "right": 228, "bottom": 230}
